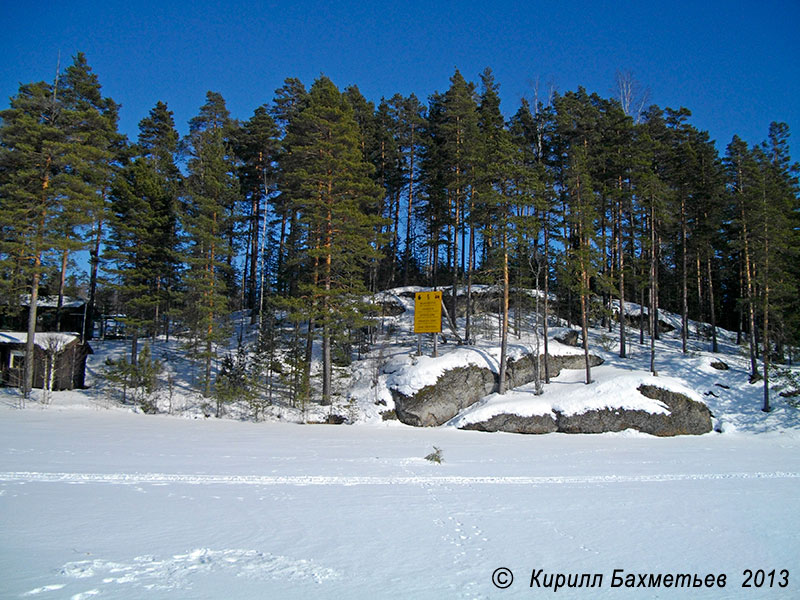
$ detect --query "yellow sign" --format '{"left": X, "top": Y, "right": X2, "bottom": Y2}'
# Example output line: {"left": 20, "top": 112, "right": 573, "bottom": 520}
{"left": 414, "top": 291, "right": 442, "bottom": 333}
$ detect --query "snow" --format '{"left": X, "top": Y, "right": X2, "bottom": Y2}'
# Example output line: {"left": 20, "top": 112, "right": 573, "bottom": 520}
{"left": 20, "top": 295, "right": 86, "bottom": 309}
{"left": 1, "top": 409, "right": 799, "bottom": 599}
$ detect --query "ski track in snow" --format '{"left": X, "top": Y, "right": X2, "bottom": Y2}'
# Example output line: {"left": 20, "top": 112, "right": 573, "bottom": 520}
{"left": 2, "top": 470, "right": 798, "bottom": 486}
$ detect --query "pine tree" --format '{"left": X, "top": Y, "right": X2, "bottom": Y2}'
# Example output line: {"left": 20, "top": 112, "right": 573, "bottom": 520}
{"left": 440, "top": 70, "right": 479, "bottom": 327}
{"left": 0, "top": 53, "right": 121, "bottom": 395}
{"left": 0, "top": 79, "right": 64, "bottom": 396}
{"left": 754, "top": 123, "right": 799, "bottom": 411}
{"left": 280, "top": 76, "right": 384, "bottom": 404}
{"left": 635, "top": 116, "right": 671, "bottom": 375}
{"left": 725, "top": 136, "right": 761, "bottom": 380}
{"left": 510, "top": 97, "right": 552, "bottom": 381}
{"left": 271, "top": 78, "right": 308, "bottom": 296}
{"left": 387, "top": 93, "right": 426, "bottom": 285}
{"left": 60, "top": 53, "right": 124, "bottom": 341}
{"left": 234, "top": 106, "right": 279, "bottom": 313}
{"left": 553, "top": 89, "right": 604, "bottom": 383}
{"left": 476, "top": 68, "right": 516, "bottom": 392}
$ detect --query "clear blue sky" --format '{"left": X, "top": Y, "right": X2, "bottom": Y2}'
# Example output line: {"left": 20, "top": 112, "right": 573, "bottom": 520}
{"left": 3, "top": 0, "right": 799, "bottom": 157}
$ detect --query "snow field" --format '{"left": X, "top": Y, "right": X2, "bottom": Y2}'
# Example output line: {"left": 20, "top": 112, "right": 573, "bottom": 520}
{"left": 2, "top": 410, "right": 799, "bottom": 599}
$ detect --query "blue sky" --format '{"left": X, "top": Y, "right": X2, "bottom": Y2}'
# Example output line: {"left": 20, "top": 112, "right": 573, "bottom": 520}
{"left": 3, "top": 0, "right": 799, "bottom": 157}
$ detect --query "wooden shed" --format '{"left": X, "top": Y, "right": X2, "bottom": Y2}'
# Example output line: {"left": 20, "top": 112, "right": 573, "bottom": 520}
{"left": 0, "top": 332, "right": 93, "bottom": 390}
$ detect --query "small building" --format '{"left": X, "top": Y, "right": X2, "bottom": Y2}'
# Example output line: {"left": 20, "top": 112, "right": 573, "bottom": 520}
{"left": 0, "top": 332, "right": 93, "bottom": 390}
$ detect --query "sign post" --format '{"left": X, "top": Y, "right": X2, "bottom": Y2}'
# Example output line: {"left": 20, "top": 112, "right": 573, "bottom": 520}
{"left": 414, "top": 291, "right": 442, "bottom": 357}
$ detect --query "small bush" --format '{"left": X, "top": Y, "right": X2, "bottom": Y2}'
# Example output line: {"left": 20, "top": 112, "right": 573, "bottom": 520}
{"left": 103, "top": 343, "right": 163, "bottom": 411}
{"left": 598, "top": 333, "right": 614, "bottom": 352}
{"left": 424, "top": 446, "right": 443, "bottom": 464}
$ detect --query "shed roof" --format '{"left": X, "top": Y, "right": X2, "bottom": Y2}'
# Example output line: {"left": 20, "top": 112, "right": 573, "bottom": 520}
{"left": 0, "top": 332, "right": 81, "bottom": 352}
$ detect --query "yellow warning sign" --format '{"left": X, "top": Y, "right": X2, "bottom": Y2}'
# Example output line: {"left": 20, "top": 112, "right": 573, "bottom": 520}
{"left": 414, "top": 291, "right": 442, "bottom": 333}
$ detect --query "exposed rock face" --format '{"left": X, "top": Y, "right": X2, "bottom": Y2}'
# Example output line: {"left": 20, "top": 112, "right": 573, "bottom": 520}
{"left": 710, "top": 360, "right": 729, "bottom": 371}
{"left": 391, "top": 352, "right": 603, "bottom": 427}
{"left": 506, "top": 353, "right": 603, "bottom": 390}
{"left": 463, "top": 385, "right": 712, "bottom": 437}
{"left": 460, "top": 412, "right": 558, "bottom": 434}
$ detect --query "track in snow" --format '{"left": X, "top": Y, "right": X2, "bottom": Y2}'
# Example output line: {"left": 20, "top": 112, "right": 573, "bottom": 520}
{"left": 2, "top": 471, "right": 798, "bottom": 486}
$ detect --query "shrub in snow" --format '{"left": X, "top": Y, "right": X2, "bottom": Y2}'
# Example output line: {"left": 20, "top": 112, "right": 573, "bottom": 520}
{"left": 424, "top": 446, "right": 443, "bottom": 464}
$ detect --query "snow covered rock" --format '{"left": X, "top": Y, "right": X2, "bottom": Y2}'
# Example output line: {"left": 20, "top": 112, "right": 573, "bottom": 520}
{"left": 461, "top": 384, "right": 712, "bottom": 436}
{"left": 391, "top": 351, "right": 603, "bottom": 427}
{"left": 393, "top": 365, "right": 496, "bottom": 427}
{"left": 554, "top": 329, "right": 580, "bottom": 347}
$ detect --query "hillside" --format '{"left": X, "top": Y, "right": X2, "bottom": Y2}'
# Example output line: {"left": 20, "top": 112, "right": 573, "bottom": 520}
{"left": 4, "top": 286, "right": 798, "bottom": 437}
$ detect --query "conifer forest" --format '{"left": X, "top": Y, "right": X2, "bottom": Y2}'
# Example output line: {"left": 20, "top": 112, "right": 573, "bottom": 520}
{"left": 1, "top": 54, "right": 798, "bottom": 412}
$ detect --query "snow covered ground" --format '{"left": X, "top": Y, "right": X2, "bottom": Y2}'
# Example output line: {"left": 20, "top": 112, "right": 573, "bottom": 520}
{"left": 2, "top": 290, "right": 799, "bottom": 597}
{"left": 1, "top": 408, "right": 798, "bottom": 599}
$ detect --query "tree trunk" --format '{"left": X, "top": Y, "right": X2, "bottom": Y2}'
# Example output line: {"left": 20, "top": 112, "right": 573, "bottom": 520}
{"left": 762, "top": 188, "right": 770, "bottom": 412}
{"left": 498, "top": 228, "right": 510, "bottom": 394}
{"left": 696, "top": 254, "right": 704, "bottom": 327}
{"left": 403, "top": 124, "right": 415, "bottom": 286}
{"left": 465, "top": 220, "right": 475, "bottom": 343}
{"left": 681, "top": 195, "right": 688, "bottom": 353}
{"left": 55, "top": 249, "right": 69, "bottom": 332}
{"left": 706, "top": 256, "right": 719, "bottom": 353}
{"left": 451, "top": 189, "right": 460, "bottom": 332}
{"left": 85, "top": 217, "right": 104, "bottom": 341}
{"left": 741, "top": 215, "right": 758, "bottom": 379}
{"left": 543, "top": 216, "right": 550, "bottom": 383}
{"left": 321, "top": 192, "right": 333, "bottom": 406}
{"left": 618, "top": 196, "right": 626, "bottom": 358}
{"left": 23, "top": 266, "right": 41, "bottom": 399}
{"left": 248, "top": 184, "right": 260, "bottom": 310}
{"left": 649, "top": 198, "right": 657, "bottom": 376}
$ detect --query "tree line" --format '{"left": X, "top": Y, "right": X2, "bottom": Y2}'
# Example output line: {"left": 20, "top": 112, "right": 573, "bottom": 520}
{"left": 1, "top": 54, "right": 798, "bottom": 411}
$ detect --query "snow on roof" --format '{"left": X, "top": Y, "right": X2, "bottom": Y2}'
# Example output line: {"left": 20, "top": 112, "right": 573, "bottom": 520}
{"left": 0, "top": 331, "right": 81, "bottom": 352}
{"left": 19, "top": 296, "right": 86, "bottom": 308}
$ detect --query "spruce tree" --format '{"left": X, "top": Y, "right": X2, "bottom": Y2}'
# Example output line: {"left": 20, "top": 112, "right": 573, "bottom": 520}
{"left": 182, "top": 91, "right": 239, "bottom": 397}
{"left": 106, "top": 101, "right": 181, "bottom": 360}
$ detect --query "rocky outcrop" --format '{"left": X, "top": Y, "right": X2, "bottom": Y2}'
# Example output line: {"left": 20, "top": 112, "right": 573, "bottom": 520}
{"left": 460, "top": 412, "right": 558, "bottom": 434}
{"left": 391, "top": 351, "right": 603, "bottom": 427}
{"left": 393, "top": 365, "right": 496, "bottom": 427}
{"left": 505, "top": 352, "right": 603, "bottom": 390}
{"left": 462, "top": 385, "right": 712, "bottom": 437}
{"left": 554, "top": 329, "right": 580, "bottom": 347}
